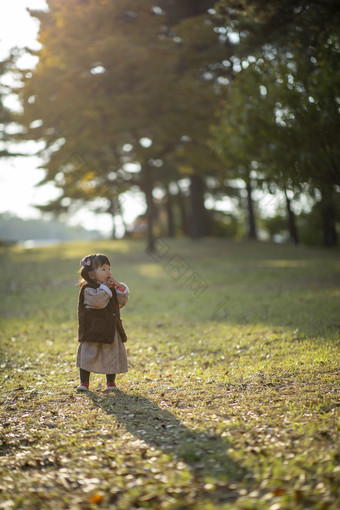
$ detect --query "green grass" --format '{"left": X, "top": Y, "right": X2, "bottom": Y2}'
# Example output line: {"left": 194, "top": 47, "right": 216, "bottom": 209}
{"left": 0, "top": 238, "right": 339, "bottom": 509}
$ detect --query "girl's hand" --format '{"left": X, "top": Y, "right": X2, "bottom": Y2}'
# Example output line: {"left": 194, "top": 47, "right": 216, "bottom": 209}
{"left": 103, "top": 276, "right": 120, "bottom": 288}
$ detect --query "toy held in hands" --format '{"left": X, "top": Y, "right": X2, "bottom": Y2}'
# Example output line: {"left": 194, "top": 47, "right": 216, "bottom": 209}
{"left": 104, "top": 276, "right": 115, "bottom": 288}
{"left": 104, "top": 276, "right": 126, "bottom": 292}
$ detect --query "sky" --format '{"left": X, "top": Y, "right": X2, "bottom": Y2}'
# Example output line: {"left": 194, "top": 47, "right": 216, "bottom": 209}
{"left": 0, "top": 0, "right": 145, "bottom": 236}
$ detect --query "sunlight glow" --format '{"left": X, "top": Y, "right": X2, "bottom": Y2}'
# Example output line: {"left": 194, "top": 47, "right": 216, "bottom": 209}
{"left": 0, "top": 1, "right": 145, "bottom": 236}
{"left": 0, "top": 0, "right": 48, "bottom": 59}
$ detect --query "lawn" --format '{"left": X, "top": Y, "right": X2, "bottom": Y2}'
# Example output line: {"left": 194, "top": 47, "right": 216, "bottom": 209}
{"left": 0, "top": 238, "right": 339, "bottom": 509}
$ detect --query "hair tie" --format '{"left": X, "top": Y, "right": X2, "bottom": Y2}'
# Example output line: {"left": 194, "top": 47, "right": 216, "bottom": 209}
{"left": 80, "top": 258, "right": 91, "bottom": 267}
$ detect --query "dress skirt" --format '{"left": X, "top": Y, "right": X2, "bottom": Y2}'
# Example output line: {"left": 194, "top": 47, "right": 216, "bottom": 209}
{"left": 76, "top": 331, "right": 128, "bottom": 374}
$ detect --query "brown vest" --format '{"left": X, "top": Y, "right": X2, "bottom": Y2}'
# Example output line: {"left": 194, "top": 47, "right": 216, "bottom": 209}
{"left": 78, "top": 283, "right": 127, "bottom": 344}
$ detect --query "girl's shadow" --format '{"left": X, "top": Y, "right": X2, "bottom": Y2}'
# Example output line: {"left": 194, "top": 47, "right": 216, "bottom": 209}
{"left": 86, "top": 390, "right": 248, "bottom": 503}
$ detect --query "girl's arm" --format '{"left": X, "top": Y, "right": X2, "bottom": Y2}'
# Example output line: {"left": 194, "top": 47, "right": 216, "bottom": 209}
{"left": 115, "top": 282, "right": 129, "bottom": 308}
{"left": 83, "top": 284, "right": 112, "bottom": 309}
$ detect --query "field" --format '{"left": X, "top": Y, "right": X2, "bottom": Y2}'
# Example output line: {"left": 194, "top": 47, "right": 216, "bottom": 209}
{"left": 0, "top": 238, "right": 339, "bottom": 509}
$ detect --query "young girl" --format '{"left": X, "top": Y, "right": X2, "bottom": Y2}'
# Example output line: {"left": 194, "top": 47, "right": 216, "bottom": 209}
{"left": 76, "top": 253, "right": 129, "bottom": 392}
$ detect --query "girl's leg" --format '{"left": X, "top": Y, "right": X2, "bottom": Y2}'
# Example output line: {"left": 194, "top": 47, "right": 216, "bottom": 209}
{"left": 106, "top": 374, "right": 117, "bottom": 390}
{"left": 106, "top": 374, "right": 116, "bottom": 385}
{"left": 79, "top": 368, "right": 90, "bottom": 388}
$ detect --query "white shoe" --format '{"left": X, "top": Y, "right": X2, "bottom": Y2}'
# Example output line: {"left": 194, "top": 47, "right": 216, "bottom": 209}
{"left": 105, "top": 384, "right": 118, "bottom": 392}
{"left": 77, "top": 383, "right": 89, "bottom": 391}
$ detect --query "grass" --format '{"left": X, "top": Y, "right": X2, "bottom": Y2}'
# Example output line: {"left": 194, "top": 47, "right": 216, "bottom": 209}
{"left": 0, "top": 238, "right": 339, "bottom": 509}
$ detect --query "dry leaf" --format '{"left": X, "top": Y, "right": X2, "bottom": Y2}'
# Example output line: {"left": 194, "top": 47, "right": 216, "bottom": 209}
{"left": 89, "top": 493, "right": 104, "bottom": 504}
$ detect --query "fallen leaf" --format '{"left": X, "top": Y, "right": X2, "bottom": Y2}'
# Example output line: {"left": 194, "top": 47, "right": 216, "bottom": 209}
{"left": 88, "top": 493, "right": 103, "bottom": 504}
{"left": 272, "top": 488, "right": 286, "bottom": 497}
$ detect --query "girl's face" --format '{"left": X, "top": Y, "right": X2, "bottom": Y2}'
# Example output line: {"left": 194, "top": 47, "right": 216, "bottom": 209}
{"left": 91, "top": 263, "right": 112, "bottom": 284}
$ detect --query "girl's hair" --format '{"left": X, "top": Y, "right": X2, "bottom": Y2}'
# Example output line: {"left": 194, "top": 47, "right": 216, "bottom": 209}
{"left": 79, "top": 253, "right": 111, "bottom": 286}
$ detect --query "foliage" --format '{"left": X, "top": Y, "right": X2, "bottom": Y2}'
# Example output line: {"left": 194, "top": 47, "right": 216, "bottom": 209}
{"left": 211, "top": 0, "right": 340, "bottom": 245}
{"left": 16, "top": 0, "right": 224, "bottom": 245}
{"left": 210, "top": 210, "right": 242, "bottom": 238}
{"left": 215, "top": 0, "right": 340, "bottom": 55}
{"left": 0, "top": 239, "right": 339, "bottom": 509}
{"left": 6, "top": 0, "right": 340, "bottom": 246}
{"left": 0, "top": 55, "right": 17, "bottom": 157}
{"left": 297, "top": 199, "right": 340, "bottom": 247}
{"left": 262, "top": 214, "right": 289, "bottom": 242}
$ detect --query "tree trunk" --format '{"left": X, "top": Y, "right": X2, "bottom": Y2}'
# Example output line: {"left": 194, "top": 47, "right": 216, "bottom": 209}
{"left": 141, "top": 163, "right": 156, "bottom": 252}
{"left": 284, "top": 190, "right": 299, "bottom": 245}
{"left": 107, "top": 199, "right": 116, "bottom": 240}
{"left": 165, "top": 183, "right": 175, "bottom": 238}
{"left": 117, "top": 196, "right": 128, "bottom": 237}
{"left": 189, "top": 174, "right": 206, "bottom": 239}
{"left": 111, "top": 216, "right": 116, "bottom": 240}
{"left": 175, "top": 184, "right": 189, "bottom": 236}
{"left": 320, "top": 184, "right": 337, "bottom": 247}
{"left": 245, "top": 178, "right": 257, "bottom": 240}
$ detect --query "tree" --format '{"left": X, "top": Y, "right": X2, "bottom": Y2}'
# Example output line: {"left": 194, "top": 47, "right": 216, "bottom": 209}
{"left": 0, "top": 55, "right": 20, "bottom": 158}
{"left": 213, "top": 0, "right": 340, "bottom": 246}
{"left": 17, "top": 0, "right": 224, "bottom": 248}
{"left": 163, "top": 11, "right": 231, "bottom": 239}
{"left": 16, "top": 1, "right": 175, "bottom": 249}
{"left": 215, "top": 0, "right": 340, "bottom": 55}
